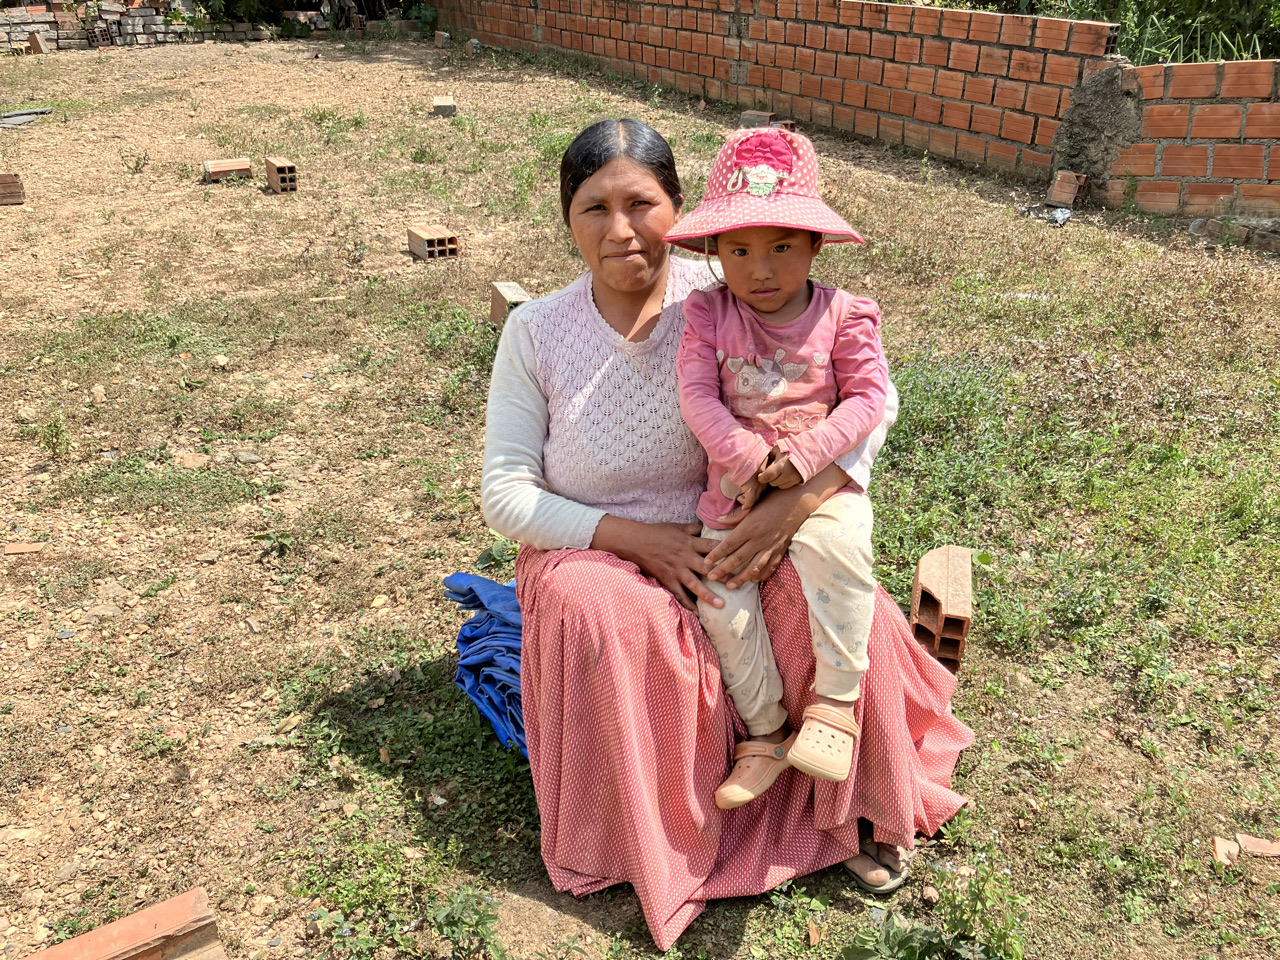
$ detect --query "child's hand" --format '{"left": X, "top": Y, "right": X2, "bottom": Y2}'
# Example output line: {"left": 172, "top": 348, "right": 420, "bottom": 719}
{"left": 758, "top": 445, "right": 803, "bottom": 489}
{"left": 736, "top": 472, "right": 767, "bottom": 513}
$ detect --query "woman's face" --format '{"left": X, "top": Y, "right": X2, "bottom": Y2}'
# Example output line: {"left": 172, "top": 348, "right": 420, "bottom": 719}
{"left": 567, "top": 156, "right": 681, "bottom": 295}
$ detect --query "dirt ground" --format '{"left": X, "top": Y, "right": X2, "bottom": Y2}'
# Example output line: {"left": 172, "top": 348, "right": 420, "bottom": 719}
{"left": 2, "top": 35, "right": 1279, "bottom": 960}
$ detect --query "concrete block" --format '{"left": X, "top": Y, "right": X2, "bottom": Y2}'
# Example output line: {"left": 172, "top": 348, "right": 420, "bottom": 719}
{"left": 435, "top": 29, "right": 449, "bottom": 48}
{"left": 27, "top": 887, "right": 226, "bottom": 960}
{"left": 910, "top": 545, "right": 972, "bottom": 672}
{"left": 0, "top": 173, "right": 25, "bottom": 206}
{"left": 432, "top": 95, "right": 456, "bottom": 118}
{"left": 408, "top": 224, "right": 458, "bottom": 260}
{"left": 490, "top": 281, "right": 530, "bottom": 325}
{"left": 264, "top": 156, "right": 297, "bottom": 193}
{"left": 740, "top": 109, "right": 775, "bottom": 127}
{"left": 203, "top": 158, "right": 251, "bottom": 182}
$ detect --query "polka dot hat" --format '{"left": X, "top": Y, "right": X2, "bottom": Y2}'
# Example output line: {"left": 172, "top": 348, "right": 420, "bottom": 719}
{"left": 665, "top": 126, "right": 863, "bottom": 254}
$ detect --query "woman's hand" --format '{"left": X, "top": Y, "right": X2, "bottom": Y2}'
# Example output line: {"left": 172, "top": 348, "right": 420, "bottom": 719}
{"left": 591, "top": 515, "right": 724, "bottom": 612}
{"left": 705, "top": 462, "right": 852, "bottom": 590}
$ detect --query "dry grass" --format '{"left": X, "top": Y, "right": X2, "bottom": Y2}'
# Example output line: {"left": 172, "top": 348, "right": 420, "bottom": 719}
{"left": 2, "top": 35, "right": 1279, "bottom": 960}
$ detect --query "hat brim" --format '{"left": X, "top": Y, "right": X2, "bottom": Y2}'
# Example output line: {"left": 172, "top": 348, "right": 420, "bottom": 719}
{"left": 665, "top": 192, "right": 864, "bottom": 253}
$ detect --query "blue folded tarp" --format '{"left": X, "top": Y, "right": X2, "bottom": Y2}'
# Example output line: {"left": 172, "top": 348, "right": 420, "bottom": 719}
{"left": 443, "top": 572, "right": 526, "bottom": 757}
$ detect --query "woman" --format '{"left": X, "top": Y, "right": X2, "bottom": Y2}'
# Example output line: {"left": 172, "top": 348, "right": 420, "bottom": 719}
{"left": 481, "top": 119, "right": 972, "bottom": 950}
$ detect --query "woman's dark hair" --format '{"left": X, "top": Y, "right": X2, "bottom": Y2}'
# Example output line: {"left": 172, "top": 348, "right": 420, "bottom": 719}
{"left": 559, "top": 119, "right": 683, "bottom": 224}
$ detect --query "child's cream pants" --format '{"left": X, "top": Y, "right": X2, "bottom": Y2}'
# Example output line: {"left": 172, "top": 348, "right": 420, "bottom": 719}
{"left": 697, "top": 492, "right": 876, "bottom": 736}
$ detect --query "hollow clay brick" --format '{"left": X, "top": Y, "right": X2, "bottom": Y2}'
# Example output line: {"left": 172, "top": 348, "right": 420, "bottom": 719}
{"left": 740, "top": 109, "right": 776, "bottom": 127}
{"left": 1245, "top": 102, "right": 1280, "bottom": 139}
{"left": 1009, "top": 49, "right": 1044, "bottom": 82}
{"left": 1042, "top": 53, "right": 1080, "bottom": 86}
{"left": 977, "top": 46, "right": 1009, "bottom": 77}
{"left": 1032, "top": 17, "right": 1070, "bottom": 51}
{"left": 854, "top": 108, "right": 879, "bottom": 137}
{"left": 1141, "top": 104, "right": 1190, "bottom": 139}
{"left": 894, "top": 36, "right": 920, "bottom": 63}
{"left": 490, "top": 281, "right": 531, "bottom": 325}
{"left": 264, "top": 156, "right": 297, "bottom": 194}
{"left": 1191, "top": 104, "right": 1243, "bottom": 139}
{"left": 1221, "top": 60, "right": 1277, "bottom": 100}
{"left": 1239, "top": 184, "right": 1280, "bottom": 215}
{"left": 1160, "top": 144, "right": 1208, "bottom": 178}
{"left": 1167, "top": 62, "right": 1219, "bottom": 99}
{"left": 910, "top": 546, "right": 972, "bottom": 668}
{"left": 907, "top": 65, "right": 935, "bottom": 93}
{"left": 999, "top": 15, "right": 1033, "bottom": 47}
{"left": 1213, "top": 144, "right": 1264, "bottom": 180}
{"left": 1036, "top": 117, "right": 1060, "bottom": 146}
{"left": 968, "top": 12, "right": 1000, "bottom": 44}
{"left": 1135, "top": 180, "right": 1181, "bottom": 214}
{"left": 911, "top": 8, "right": 940, "bottom": 37}
{"left": 889, "top": 89, "right": 914, "bottom": 116}
{"left": 202, "top": 158, "right": 251, "bottom": 182}
{"left": 921, "top": 37, "right": 948, "bottom": 66}
{"left": 825, "top": 27, "right": 847, "bottom": 53}
{"left": 408, "top": 224, "right": 459, "bottom": 260}
{"left": 1111, "top": 143, "right": 1156, "bottom": 177}
{"left": 882, "top": 62, "right": 908, "bottom": 89}
{"left": 929, "top": 126, "right": 957, "bottom": 158}
{"left": 880, "top": 116, "right": 904, "bottom": 142}
{"left": 861, "top": 4, "right": 887, "bottom": 31}
{"left": 987, "top": 140, "right": 1018, "bottom": 171}
{"left": 962, "top": 75, "right": 995, "bottom": 104}
{"left": 1046, "top": 169, "right": 1086, "bottom": 206}
{"left": 1019, "top": 148, "right": 1054, "bottom": 177}
{"left": 1182, "top": 183, "right": 1235, "bottom": 216}
{"left": 938, "top": 8, "right": 969, "bottom": 40}
{"left": 1024, "top": 83, "right": 1060, "bottom": 115}
{"left": 1127, "top": 64, "right": 1166, "bottom": 99}
{"left": 30, "top": 888, "right": 225, "bottom": 960}
{"left": 884, "top": 4, "right": 912, "bottom": 32}
{"left": 1067, "top": 19, "right": 1114, "bottom": 56}
{"left": 969, "top": 104, "right": 1000, "bottom": 135}
{"left": 941, "top": 100, "right": 971, "bottom": 130}
{"left": 947, "top": 41, "right": 978, "bottom": 72}
{"left": 859, "top": 57, "right": 883, "bottom": 84}
{"left": 956, "top": 133, "right": 986, "bottom": 163}
{"left": 913, "top": 94, "right": 942, "bottom": 124}
{"left": 993, "top": 79, "right": 1027, "bottom": 109}
{"left": 1001, "top": 110, "right": 1035, "bottom": 143}
{"left": 903, "top": 120, "right": 930, "bottom": 150}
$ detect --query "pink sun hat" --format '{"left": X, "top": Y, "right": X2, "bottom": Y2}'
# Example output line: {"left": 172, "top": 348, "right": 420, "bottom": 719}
{"left": 665, "top": 125, "right": 863, "bottom": 253}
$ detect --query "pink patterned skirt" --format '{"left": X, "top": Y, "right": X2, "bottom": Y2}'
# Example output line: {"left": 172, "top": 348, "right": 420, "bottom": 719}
{"left": 515, "top": 547, "right": 973, "bottom": 951}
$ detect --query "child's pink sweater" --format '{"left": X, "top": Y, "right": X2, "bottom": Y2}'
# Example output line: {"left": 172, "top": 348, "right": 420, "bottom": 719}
{"left": 677, "top": 281, "right": 889, "bottom": 529}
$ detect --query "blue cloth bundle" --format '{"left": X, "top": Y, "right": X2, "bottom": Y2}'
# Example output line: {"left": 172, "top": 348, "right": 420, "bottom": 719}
{"left": 442, "top": 572, "right": 527, "bottom": 757}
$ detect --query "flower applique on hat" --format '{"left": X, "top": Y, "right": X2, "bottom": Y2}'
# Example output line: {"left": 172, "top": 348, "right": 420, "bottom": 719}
{"left": 665, "top": 126, "right": 864, "bottom": 253}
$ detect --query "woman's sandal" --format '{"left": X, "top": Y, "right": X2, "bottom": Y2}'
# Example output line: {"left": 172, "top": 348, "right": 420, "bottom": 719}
{"left": 844, "top": 841, "right": 912, "bottom": 894}
{"left": 787, "top": 703, "right": 860, "bottom": 782}
{"left": 714, "top": 731, "right": 799, "bottom": 810}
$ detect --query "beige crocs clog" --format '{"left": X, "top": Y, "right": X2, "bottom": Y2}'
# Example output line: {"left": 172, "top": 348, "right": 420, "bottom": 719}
{"left": 787, "top": 703, "right": 859, "bottom": 782}
{"left": 714, "top": 731, "right": 798, "bottom": 810}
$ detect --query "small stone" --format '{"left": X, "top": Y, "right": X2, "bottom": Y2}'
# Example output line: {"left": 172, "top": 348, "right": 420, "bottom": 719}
{"left": 83, "top": 604, "right": 122, "bottom": 620}
{"left": 210, "top": 355, "right": 230, "bottom": 369}
{"left": 26, "top": 636, "right": 41, "bottom": 650}
{"left": 16, "top": 406, "right": 38, "bottom": 423}
{"left": 196, "top": 550, "right": 220, "bottom": 564}
{"left": 922, "top": 885, "right": 940, "bottom": 906}
{"left": 379, "top": 747, "right": 390, "bottom": 764}
{"left": 174, "top": 452, "right": 209, "bottom": 469}
{"left": 90, "top": 384, "right": 107, "bottom": 404}
{"left": 274, "top": 714, "right": 304, "bottom": 735}
{"left": 56, "top": 630, "right": 74, "bottom": 640}
{"left": 341, "top": 802, "right": 357, "bottom": 818}
{"left": 371, "top": 594, "right": 389, "bottom": 608}
{"left": 233, "top": 450, "right": 262, "bottom": 463}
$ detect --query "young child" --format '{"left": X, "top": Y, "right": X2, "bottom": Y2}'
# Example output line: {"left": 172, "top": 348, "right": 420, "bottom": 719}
{"left": 666, "top": 127, "right": 888, "bottom": 810}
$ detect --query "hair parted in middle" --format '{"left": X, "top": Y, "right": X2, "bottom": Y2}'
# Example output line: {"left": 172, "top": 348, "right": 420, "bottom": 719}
{"left": 558, "top": 118, "right": 684, "bottom": 224}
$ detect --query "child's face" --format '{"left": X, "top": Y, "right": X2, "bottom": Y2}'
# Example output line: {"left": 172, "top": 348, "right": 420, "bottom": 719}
{"left": 716, "top": 227, "right": 822, "bottom": 323}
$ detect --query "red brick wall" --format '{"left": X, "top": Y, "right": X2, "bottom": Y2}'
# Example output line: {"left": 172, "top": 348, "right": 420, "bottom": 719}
{"left": 1105, "top": 61, "right": 1280, "bottom": 216}
{"left": 441, "top": 0, "right": 1280, "bottom": 216}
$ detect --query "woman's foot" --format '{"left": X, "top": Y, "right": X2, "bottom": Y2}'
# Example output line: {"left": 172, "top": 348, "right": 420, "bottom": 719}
{"left": 714, "top": 729, "right": 797, "bottom": 810}
{"left": 844, "top": 841, "right": 911, "bottom": 893}
{"left": 788, "top": 696, "right": 859, "bottom": 782}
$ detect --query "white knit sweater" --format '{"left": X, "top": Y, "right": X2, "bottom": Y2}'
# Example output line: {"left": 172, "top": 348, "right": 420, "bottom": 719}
{"left": 481, "top": 256, "right": 898, "bottom": 551}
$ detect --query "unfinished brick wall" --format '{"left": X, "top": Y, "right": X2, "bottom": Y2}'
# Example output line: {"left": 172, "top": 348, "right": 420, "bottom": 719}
{"left": 1105, "top": 60, "right": 1280, "bottom": 216}
{"left": 441, "top": 0, "right": 1280, "bottom": 218}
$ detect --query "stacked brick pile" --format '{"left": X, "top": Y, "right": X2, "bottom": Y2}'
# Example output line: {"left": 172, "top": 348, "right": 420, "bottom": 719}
{"left": 1105, "top": 60, "right": 1280, "bottom": 215}
{"left": 0, "top": 0, "right": 275, "bottom": 51}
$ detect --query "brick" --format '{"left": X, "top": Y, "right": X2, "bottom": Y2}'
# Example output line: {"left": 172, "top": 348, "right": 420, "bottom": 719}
{"left": 895, "top": 36, "right": 920, "bottom": 62}
{"left": 907, "top": 65, "right": 935, "bottom": 93}
{"left": 948, "top": 41, "right": 978, "bottom": 72}
{"left": 969, "top": 104, "right": 1001, "bottom": 135}
{"left": 1019, "top": 148, "right": 1053, "bottom": 178}
{"left": 435, "top": 30, "right": 450, "bottom": 48}
{"left": 880, "top": 61, "right": 907, "bottom": 88}
{"left": 805, "top": 23, "right": 825, "bottom": 47}
{"left": 34, "top": 889, "right": 226, "bottom": 960}
{"left": 1167, "top": 62, "right": 1219, "bottom": 99}
{"left": 1134, "top": 180, "right": 1181, "bottom": 213}
{"left": 921, "top": 37, "right": 949, "bottom": 66}
{"left": 1046, "top": 170, "right": 1086, "bottom": 205}
{"left": 854, "top": 108, "right": 879, "bottom": 137}
{"left": 859, "top": 57, "right": 883, "bottom": 84}
{"left": 903, "top": 120, "right": 931, "bottom": 150}
{"left": 978, "top": 46, "right": 1009, "bottom": 76}
{"left": 911, "top": 7, "right": 940, "bottom": 37}
{"left": 885, "top": 4, "right": 913, "bottom": 32}
{"left": 825, "top": 27, "right": 847, "bottom": 53}
{"left": 1128, "top": 63, "right": 1166, "bottom": 99}
{"left": 408, "top": 224, "right": 459, "bottom": 260}
{"left": 987, "top": 140, "right": 1018, "bottom": 171}
{"left": 740, "top": 109, "right": 777, "bottom": 127}
{"left": 962, "top": 76, "right": 995, "bottom": 104}
{"left": 878, "top": 115, "right": 904, "bottom": 142}
{"left": 785, "top": 22, "right": 805, "bottom": 45}
{"left": 889, "top": 89, "right": 915, "bottom": 116}
{"left": 490, "top": 281, "right": 531, "bottom": 325}
{"left": 843, "top": 82, "right": 867, "bottom": 107}
{"left": 1222, "top": 60, "right": 1277, "bottom": 99}
{"left": 1182, "top": 182, "right": 1236, "bottom": 216}
{"left": 1068, "top": 19, "right": 1114, "bottom": 56}
{"left": 1213, "top": 144, "right": 1265, "bottom": 180}
{"left": 203, "top": 158, "right": 251, "bottom": 182}
{"left": 847, "top": 27, "right": 870, "bottom": 54}
{"left": 1246, "top": 102, "right": 1280, "bottom": 139}
{"left": 866, "top": 84, "right": 891, "bottom": 112}
{"left": 1191, "top": 104, "right": 1243, "bottom": 139}
{"left": 264, "top": 156, "right": 297, "bottom": 194}
{"left": 1036, "top": 117, "right": 1061, "bottom": 147}
{"left": 1141, "top": 103, "right": 1189, "bottom": 139}
{"left": 821, "top": 76, "right": 844, "bottom": 102}
{"left": 1160, "top": 145, "right": 1209, "bottom": 177}
{"left": 1032, "top": 17, "right": 1070, "bottom": 51}
{"left": 812, "top": 100, "right": 834, "bottom": 127}
{"left": 913, "top": 94, "right": 942, "bottom": 124}
{"left": 1024, "top": 83, "right": 1060, "bottom": 116}
{"left": 0, "top": 172, "right": 24, "bottom": 206}
{"left": 833, "top": 105, "right": 857, "bottom": 130}
{"left": 1000, "top": 14, "right": 1034, "bottom": 47}
{"left": 836, "top": 55, "right": 859, "bottom": 79}
{"left": 994, "top": 79, "right": 1027, "bottom": 110}
{"left": 910, "top": 546, "right": 972, "bottom": 667}
{"left": 955, "top": 132, "right": 986, "bottom": 163}
{"left": 1239, "top": 184, "right": 1280, "bottom": 215}
{"left": 1001, "top": 110, "right": 1035, "bottom": 144}
{"left": 871, "top": 29, "right": 894, "bottom": 59}
{"left": 861, "top": 3, "right": 887, "bottom": 30}
{"left": 1009, "top": 49, "right": 1044, "bottom": 83}
{"left": 838, "top": 2, "right": 862, "bottom": 26}
{"left": 929, "top": 126, "right": 957, "bottom": 157}
{"left": 801, "top": 74, "right": 824, "bottom": 99}
{"left": 815, "top": 50, "right": 836, "bottom": 74}
{"left": 1042, "top": 53, "right": 1080, "bottom": 86}
{"left": 1111, "top": 143, "right": 1156, "bottom": 177}
{"left": 934, "top": 69, "right": 964, "bottom": 99}
{"left": 939, "top": 9, "right": 969, "bottom": 40}
{"left": 941, "top": 100, "right": 971, "bottom": 130}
